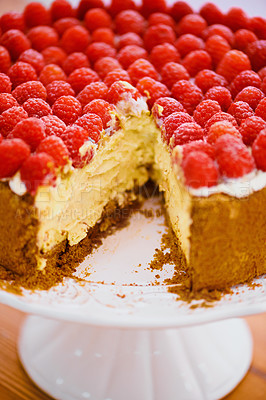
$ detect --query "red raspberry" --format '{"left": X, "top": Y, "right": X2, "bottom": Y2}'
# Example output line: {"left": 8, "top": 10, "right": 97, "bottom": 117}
{"left": 1, "top": 30, "right": 30, "bottom": 60}
{"left": 235, "top": 87, "right": 264, "bottom": 111}
{"left": 23, "top": 2, "right": 51, "bottom": 28}
{"left": 39, "top": 64, "right": 67, "bottom": 86}
{"left": 108, "top": 0, "right": 137, "bottom": 17}
{"left": 85, "top": 8, "right": 112, "bottom": 32}
{"left": 37, "top": 135, "right": 69, "bottom": 167}
{"left": 152, "top": 97, "right": 184, "bottom": 122}
{"left": 262, "top": 77, "right": 266, "bottom": 95}
{"left": 104, "top": 69, "right": 132, "bottom": 87}
{"left": 255, "top": 98, "right": 266, "bottom": 121}
{"left": 182, "top": 140, "right": 215, "bottom": 160}
{"left": 141, "top": 0, "right": 168, "bottom": 17}
{"left": 193, "top": 99, "right": 221, "bottom": 127}
{"left": 8, "top": 61, "right": 37, "bottom": 88}
{"left": 225, "top": 7, "right": 250, "bottom": 32}
{"left": 52, "top": 95, "right": 82, "bottom": 125}
{"left": 195, "top": 69, "right": 227, "bottom": 94}
{"left": 27, "top": 26, "right": 59, "bottom": 52}
{"left": 246, "top": 40, "right": 266, "bottom": 72}
{"left": 23, "top": 98, "right": 52, "bottom": 118}
{"left": 148, "top": 13, "right": 175, "bottom": 28}
{"left": 46, "top": 80, "right": 74, "bottom": 105}
{"left": 18, "top": 49, "right": 45, "bottom": 75}
{"left": 217, "top": 50, "right": 251, "bottom": 83}
{"left": 106, "top": 81, "right": 140, "bottom": 104}
{"left": 94, "top": 57, "right": 121, "bottom": 79}
{"left": 182, "top": 151, "right": 218, "bottom": 188}
{"left": 77, "top": 82, "right": 108, "bottom": 107}
{"left": 50, "top": 0, "right": 74, "bottom": 21}
{"left": 161, "top": 111, "right": 194, "bottom": 144}
{"left": 62, "top": 53, "right": 90, "bottom": 76}
{"left": 0, "top": 94, "right": 18, "bottom": 114}
{"left": 92, "top": 28, "right": 115, "bottom": 46}
{"left": 61, "top": 26, "right": 91, "bottom": 54}
{"left": 170, "top": 2, "right": 193, "bottom": 22}
{"left": 53, "top": 17, "right": 81, "bottom": 36}
{"left": 77, "top": 0, "right": 105, "bottom": 19}
{"left": 204, "top": 112, "right": 238, "bottom": 134}
{"left": 161, "top": 62, "right": 189, "bottom": 90}
{"left": 0, "top": 138, "right": 30, "bottom": 179}
{"left": 203, "top": 24, "right": 234, "bottom": 45}
{"left": 117, "top": 33, "right": 143, "bottom": 49}
{"left": 0, "top": 73, "right": 11, "bottom": 93}
{"left": 205, "top": 34, "right": 231, "bottom": 67}
{"left": 75, "top": 113, "right": 103, "bottom": 142}
{"left": 0, "top": 46, "right": 11, "bottom": 74}
{"left": 85, "top": 42, "right": 116, "bottom": 64}
{"left": 143, "top": 24, "right": 176, "bottom": 52}
{"left": 115, "top": 10, "right": 145, "bottom": 35}
{"left": 136, "top": 77, "right": 170, "bottom": 108}
{"left": 170, "top": 122, "right": 204, "bottom": 148}
{"left": 240, "top": 116, "right": 266, "bottom": 146}
{"left": 150, "top": 43, "right": 180, "bottom": 72}
{"left": 205, "top": 86, "right": 232, "bottom": 111}
{"left": 171, "top": 80, "right": 203, "bottom": 115}
{"left": 67, "top": 67, "right": 100, "bottom": 94}
{"left": 12, "top": 81, "right": 47, "bottom": 104}
{"left": 174, "top": 34, "right": 204, "bottom": 58}
{"left": 199, "top": 3, "right": 224, "bottom": 25}
{"left": 127, "top": 59, "right": 159, "bottom": 86}
{"left": 234, "top": 29, "right": 257, "bottom": 51}
{"left": 182, "top": 50, "right": 212, "bottom": 77}
{"left": 228, "top": 101, "right": 254, "bottom": 125}
{"left": 83, "top": 99, "right": 115, "bottom": 129}
{"left": 250, "top": 17, "right": 266, "bottom": 40}
{"left": 215, "top": 134, "right": 255, "bottom": 178}
{"left": 42, "top": 46, "right": 67, "bottom": 66}
{"left": 0, "top": 12, "right": 25, "bottom": 33}
{"left": 11, "top": 117, "right": 46, "bottom": 151}
{"left": 41, "top": 115, "right": 66, "bottom": 137}
{"left": 258, "top": 67, "right": 266, "bottom": 81}
{"left": 117, "top": 45, "right": 147, "bottom": 69}
{"left": 20, "top": 153, "right": 56, "bottom": 195}
{"left": 207, "top": 120, "right": 241, "bottom": 144}
{"left": 230, "top": 70, "right": 262, "bottom": 98}
{"left": 177, "top": 14, "right": 207, "bottom": 37}
{"left": 252, "top": 129, "right": 266, "bottom": 171}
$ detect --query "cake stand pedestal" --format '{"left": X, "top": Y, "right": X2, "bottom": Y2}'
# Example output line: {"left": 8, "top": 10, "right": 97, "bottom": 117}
{"left": 18, "top": 316, "right": 252, "bottom": 400}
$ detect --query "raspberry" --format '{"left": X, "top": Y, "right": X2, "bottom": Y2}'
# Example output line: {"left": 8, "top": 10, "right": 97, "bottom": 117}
{"left": 252, "top": 129, "right": 266, "bottom": 171}
{"left": 161, "top": 62, "right": 189, "bottom": 90}
{"left": 207, "top": 120, "right": 241, "bottom": 144}
{"left": 52, "top": 96, "right": 82, "bottom": 125}
{"left": 85, "top": 8, "right": 112, "bottom": 32}
{"left": 0, "top": 138, "right": 30, "bottom": 179}
{"left": 83, "top": 99, "right": 115, "bottom": 129}
{"left": 199, "top": 3, "right": 224, "bottom": 25}
{"left": 136, "top": 77, "right": 170, "bottom": 108}
{"left": 92, "top": 28, "right": 115, "bottom": 46}
{"left": 37, "top": 135, "right": 69, "bottom": 167}
{"left": 94, "top": 57, "right": 121, "bottom": 79}
{"left": 62, "top": 53, "right": 90, "bottom": 76}
{"left": 11, "top": 117, "right": 46, "bottom": 151}
{"left": 205, "top": 86, "right": 232, "bottom": 111}
{"left": 230, "top": 70, "right": 262, "bottom": 98}
{"left": 182, "top": 140, "right": 215, "bottom": 160}
{"left": 240, "top": 116, "right": 266, "bottom": 146}
{"left": 77, "top": 82, "right": 108, "bottom": 107}
{"left": 20, "top": 153, "right": 56, "bottom": 195}
{"left": 170, "top": 1, "right": 193, "bottom": 22}
{"left": 235, "top": 87, "right": 264, "bottom": 111}
{"left": 104, "top": 69, "right": 132, "bottom": 87}
{"left": 18, "top": 49, "right": 45, "bottom": 75}
{"left": 39, "top": 64, "right": 67, "bottom": 86}
{"left": 0, "top": 73, "right": 11, "bottom": 93}
{"left": 171, "top": 80, "right": 203, "bottom": 115}
{"left": 195, "top": 69, "right": 227, "bottom": 94}
{"left": 108, "top": 0, "right": 137, "bottom": 17}
{"left": 150, "top": 43, "right": 180, "bottom": 72}
{"left": 161, "top": 111, "right": 194, "bottom": 144}
{"left": 61, "top": 124, "right": 95, "bottom": 168}
{"left": 117, "top": 45, "right": 147, "bottom": 70}
{"left": 27, "top": 26, "right": 59, "bottom": 52}
{"left": 225, "top": 7, "right": 250, "bottom": 32}
{"left": 250, "top": 17, "right": 266, "bottom": 40}
{"left": 106, "top": 81, "right": 140, "bottom": 104}
{"left": 246, "top": 40, "right": 266, "bottom": 72}
{"left": 177, "top": 14, "right": 207, "bottom": 37}
{"left": 217, "top": 50, "right": 252, "bottom": 83}
{"left": 228, "top": 101, "right": 254, "bottom": 125}
{"left": 182, "top": 151, "right": 218, "bottom": 188}
{"left": 12, "top": 81, "right": 47, "bottom": 104}
{"left": 41, "top": 115, "right": 66, "bottom": 137}
{"left": 148, "top": 13, "right": 175, "bottom": 28}
{"left": 23, "top": 98, "right": 52, "bottom": 118}
{"left": 0, "top": 46, "right": 11, "bottom": 74}
{"left": 215, "top": 134, "right": 255, "bottom": 178}
{"left": 204, "top": 112, "right": 238, "bottom": 134}
{"left": 174, "top": 34, "right": 204, "bottom": 58}
{"left": 77, "top": 0, "right": 105, "bottom": 19}
{"left": 1, "top": 30, "right": 30, "bottom": 60}
{"left": 258, "top": 67, "right": 266, "bottom": 81}
{"left": 23, "top": 2, "right": 51, "bottom": 28}
{"left": 205, "top": 34, "right": 231, "bottom": 67}
{"left": 182, "top": 50, "right": 212, "bottom": 77}
{"left": 143, "top": 24, "right": 176, "bottom": 52}
{"left": 42, "top": 46, "right": 67, "bottom": 66}
{"left": 8, "top": 61, "right": 37, "bottom": 88}
{"left": 262, "top": 77, "right": 266, "bottom": 95}
{"left": 152, "top": 97, "right": 185, "bottom": 122}
{"left": 61, "top": 26, "right": 91, "bottom": 54}
{"left": 67, "top": 67, "right": 100, "bottom": 94}
{"left": 115, "top": 10, "right": 145, "bottom": 35}
{"left": 46, "top": 80, "right": 74, "bottom": 105}
{"left": 50, "top": 0, "right": 74, "bottom": 21}
{"left": 127, "top": 59, "right": 159, "bottom": 86}
{"left": 203, "top": 24, "right": 234, "bottom": 45}
{"left": 53, "top": 17, "right": 81, "bottom": 36}
{"left": 193, "top": 99, "right": 221, "bottom": 127}
{"left": 75, "top": 113, "right": 103, "bottom": 142}
{"left": 170, "top": 122, "right": 204, "bottom": 148}
{"left": 234, "top": 29, "right": 257, "bottom": 51}
{"left": 0, "top": 12, "right": 25, "bottom": 33}
{"left": 141, "top": 0, "right": 168, "bottom": 17}
{"left": 0, "top": 94, "right": 18, "bottom": 114}
{"left": 85, "top": 42, "right": 116, "bottom": 64}
{"left": 117, "top": 33, "right": 143, "bottom": 49}
{"left": 255, "top": 98, "right": 266, "bottom": 121}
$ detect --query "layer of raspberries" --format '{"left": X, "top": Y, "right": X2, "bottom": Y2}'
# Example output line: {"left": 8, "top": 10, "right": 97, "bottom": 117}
{"left": 0, "top": 0, "right": 265, "bottom": 193}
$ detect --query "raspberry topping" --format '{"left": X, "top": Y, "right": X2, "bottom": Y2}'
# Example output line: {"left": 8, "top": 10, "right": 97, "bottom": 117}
{"left": 92, "top": 28, "right": 115, "bottom": 46}
{"left": 182, "top": 140, "right": 215, "bottom": 160}
{"left": 161, "top": 111, "right": 194, "bottom": 144}
{"left": 148, "top": 13, "right": 175, "bottom": 28}
{"left": 12, "top": 81, "right": 47, "bottom": 104}
{"left": 204, "top": 111, "right": 238, "bottom": 133}
{"left": 252, "top": 129, "right": 266, "bottom": 171}
{"left": 207, "top": 120, "right": 241, "bottom": 144}
{"left": 117, "top": 32, "right": 144, "bottom": 49}
{"left": 161, "top": 62, "right": 189, "bottom": 90}
{"left": 0, "top": 46, "right": 11, "bottom": 74}
{"left": 46, "top": 80, "right": 74, "bottom": 105}
{"left": 50, "top": 0, "right": 74, "bottom": 22}
{"left": 11, "top": 117, "right": 46, "bottom": 151}
{"left": 23, "top": 2, "right": 51, "bottom": 28}
{"left": 94, "top": 57, "right": 121, "bottom": 79}
{"left": 115, "top": 10, "right": 145, "bottom": 35}
{"left": 205, "top": 34, "right": 231, "bottom": 67}
{"left": 39, "top": 64, "right": 67, "bottom": 86}
{"left": 85, "top": 8, "right": 112, "bottom": 32}
{"left": 85, "top": 42, "right": 116, "bottom": 65}
{"left": 246, "top": 40, "right": 266, "bottom": 71}
{"left": 152, "top": 97, "right": 185, "bottom": 122}
{"left": 127, "top": 59, "right": 159, "bottom": 86}
{"left": 8, "top": 61, "right": 37, "bottom": 88}
{"left": 255, "top": 98, "right": 266, "bottom": 121}
{"left": 136, "top": 77, "right": 170, "bottom": 108}
{"left": 143, "top": 24, "right": 176, "bottom": 52}
{"left": 53, "top": 17, "right": 81, "bottom": 36}
{"left": 193, "top": 99, "right": 221, "bottom": 127}
{"left": 61, "top": 26, "right": 91, "bottom": 54}
{"left": 182, "top": 150, "right": 218, "bottom": 189}
{"left": 23, "top": 98, "right": 52, "bottom": 118}
{"left": 107, "top": 81, "right": 140, "bottom": 104}
{"left": 36, "top": 135, "right": 69, "bottom": 167}
{"left": 234, "top": 87, "right": 265, "bottom": 111}
{"left": 0, "top": 93, "right": 18, "bottom": 114}
{"left": 170, "top": 122, "right": 204, "bottom": 148}
{"left": 0, "top": 73, "right": 12, "bottom": 94}
{"left": 0, "top": 106, "right": 28, "bottom": 137}
{"left": 67, "top": 67, "right": 100, "bottom": 94}
{"left": 117, "top": 45, "right": 147, "bottom": 69}
{"left": 204, "top": 86, "right": 232, "bottom": 111}
{"left": 52, "top": 95, "right": 82, "bottom": 125}
{"left": 216, "top": 50, "right": 251, "bottom": 83}
{"left": 227, "top": 101, "right": 254, "bottom": 125}
{"left": 230, "top": 70, "right": 262, "bottom": 98}
{"left": 182, "top": 50, "right": 212, "bottom": 77}
{"left": 18, "top": 49, "right": 45, "bottom": 76}
{"left": 42, "top": 46, "right": 67, "bottom": 66}
{"left": 150, "top": 43, "right": 180, "bottom": 72}
{"left": 41, "top": 115, "right": 66, "bottom": 137}
{"left": 0, "top": 11, "right": 25, "bottom": 33}
{"left": 104, "top": 69, "right": 132, "bottom": 87}
{"left": 83, "top": 99, "right": 115, "bottom": 129}
{"left": 194, "top": 69, "right": 227, "bottom": 94}
{"left": 75, "top": 113, "right": 103, "bottom": 142}
{"left": 171, "top": 80, "right": 203, "bottom": 115}
{"left": 0, "top": 138, "right": 30, "bottom": 179}
{"left": 175, "top": 34, "right": 204, "bottom": 58}
{"left": 240, "top": 116, "right": 266, "bottom": 145}
{"left": 177, "top": 14, "right": 207, "bottom": 37}
{"left": 1, "top": 29, "right": 31, "bottom": 60}
{"left": 77, "top": 82, "right": 108, "bottom": 107}
{"left": 27, "top": 26, "right": 59, "bottom": 52}
{"left": 199, "top": 3, "right": 224, "bottom": 25}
